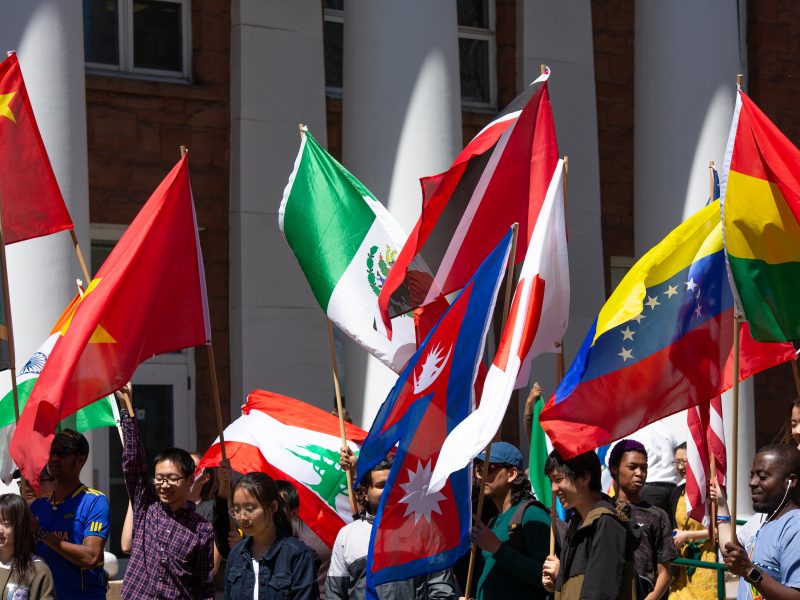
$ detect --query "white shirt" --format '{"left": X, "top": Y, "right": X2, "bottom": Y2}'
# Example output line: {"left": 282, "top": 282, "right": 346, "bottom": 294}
{"left": 252, "top": 558, "right": 259, "bottom": 600}
{"left": 625, "top": 411, "right": 687, "bottom": 483}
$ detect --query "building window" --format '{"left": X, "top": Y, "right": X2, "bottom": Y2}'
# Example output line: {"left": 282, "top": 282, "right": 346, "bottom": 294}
{"left": 83, "top": 0, "right": 192, "bottom": 82}
{"left": 321, "top": 0, "right": 496, "bottom": 109}
{"left": 323, "top": 0, "right": 344, "bottom": 95}
{"left": 457, "top": 0, "right": 496, "bottom": 109}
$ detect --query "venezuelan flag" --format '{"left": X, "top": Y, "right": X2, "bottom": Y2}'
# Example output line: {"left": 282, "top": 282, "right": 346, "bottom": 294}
{"left": 722, "top": 90, "right": 800, "bottom": 342}
{"left": 540, "top": 202, "right": 795, "bottom": 458}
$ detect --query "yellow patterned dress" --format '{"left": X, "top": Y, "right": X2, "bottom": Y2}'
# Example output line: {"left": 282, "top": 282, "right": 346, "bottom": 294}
{"left": 669, "top": 489, "right": 718, "bottom": 600}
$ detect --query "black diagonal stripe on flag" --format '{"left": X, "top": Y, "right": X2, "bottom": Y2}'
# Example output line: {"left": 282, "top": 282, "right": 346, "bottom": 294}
{"left": 380, "top": 76, "right": 559, "bottom": 324}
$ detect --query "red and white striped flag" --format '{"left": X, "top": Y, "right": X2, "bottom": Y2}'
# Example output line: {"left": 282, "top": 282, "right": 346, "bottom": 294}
{"left": 428, "top": 159, "right": 569, "bottom": 493}
{"left": 686, "top": 395, "right": 727, "bottom": 524}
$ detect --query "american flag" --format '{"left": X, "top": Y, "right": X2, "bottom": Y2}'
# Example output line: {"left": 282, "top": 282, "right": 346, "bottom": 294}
{"left": 685, "top": 395, "right": 727, "bottom": 524}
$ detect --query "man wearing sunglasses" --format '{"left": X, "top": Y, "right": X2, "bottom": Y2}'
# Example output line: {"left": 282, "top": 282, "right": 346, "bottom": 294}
{"left": 115, "top": 383, "right": 214, "bottom": 600}
{"left": 30, "top": 429, "right": 110, "bottom": 599}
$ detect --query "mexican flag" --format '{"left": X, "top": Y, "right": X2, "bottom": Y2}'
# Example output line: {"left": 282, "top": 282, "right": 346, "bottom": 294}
{"left": 0, "top": 295, "right": 118, "bottom": 483}
{"left": 279, "top": 128, "right": 415, "bottom": 372}
{"left": 198, "top": 389, "right": 367, "bottom": 548}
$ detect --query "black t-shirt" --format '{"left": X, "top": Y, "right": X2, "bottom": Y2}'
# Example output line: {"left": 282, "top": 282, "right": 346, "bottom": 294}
{"left": 628, "top": 501, "right": 678, "bottom": 584}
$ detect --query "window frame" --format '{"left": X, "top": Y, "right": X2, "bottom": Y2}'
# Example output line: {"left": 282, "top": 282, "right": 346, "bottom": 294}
{"left": 457, "top": 0, "right": 497, "bottom": 110}
{"left": 85, "top": 0, "right": 193, "bottom": 84}
{"left": 323, "top": 4, "right": 344, "bottom": 98}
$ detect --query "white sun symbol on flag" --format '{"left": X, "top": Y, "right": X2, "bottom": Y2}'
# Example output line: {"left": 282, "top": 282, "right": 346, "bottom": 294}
{"left": 398, "top": 459, "right": 447, "bottom": 524}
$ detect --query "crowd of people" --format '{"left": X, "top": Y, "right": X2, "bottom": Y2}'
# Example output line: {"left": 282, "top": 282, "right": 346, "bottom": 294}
{"left": 0, "top": 386, "right": 798, "bottom": 599}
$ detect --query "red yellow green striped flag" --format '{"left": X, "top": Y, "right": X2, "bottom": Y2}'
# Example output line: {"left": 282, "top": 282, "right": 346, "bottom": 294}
{"left": 721, "top": 89, "right": 800, "bottom": 342}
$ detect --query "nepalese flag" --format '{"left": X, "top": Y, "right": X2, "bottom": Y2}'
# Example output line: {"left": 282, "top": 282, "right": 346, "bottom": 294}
{"left": 198, "top": 390, "right": 367, "bottom": 549}
{"left": 685, "top": 395, "right": 727, "bottom": 525}
{"left": 540, "top": 201, "right": 796, "bottom": 458}
{"left": 378, "top": 69, "right": 558, "bottom": 336}
{"left": 721, "top": 89, "right": 800, "bottom": 341}
{"left": 0, "top": 52, "right": 74, "bottom": 244}
{"left": 428, "top": 159, "right": 569, "bottom": 493}
{"left": 356, "top": 230, "right": 512, "bottom": 595}
{"left": 279, "top": 127, "right": 415, "bottom": 372}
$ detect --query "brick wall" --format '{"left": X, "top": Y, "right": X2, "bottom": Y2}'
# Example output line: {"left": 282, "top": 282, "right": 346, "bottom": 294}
{"left": 747, "top": 0, "right": 800, "bottom": 449}
{"left": 85, "top": 0, "right": 231, "bottom": 450}
{"left": 591, "top": 0, "right": 635, "bottom": 295}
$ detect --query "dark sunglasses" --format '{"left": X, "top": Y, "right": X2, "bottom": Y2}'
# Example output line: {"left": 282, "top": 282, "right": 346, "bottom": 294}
{"left": 50, "top": 447, "right": 77, "bottom": 458}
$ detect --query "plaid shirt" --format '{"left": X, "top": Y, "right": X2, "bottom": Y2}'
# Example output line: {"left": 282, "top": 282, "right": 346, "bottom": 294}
{"left": 120, "top": 411, "right": 214, "bottom": 600}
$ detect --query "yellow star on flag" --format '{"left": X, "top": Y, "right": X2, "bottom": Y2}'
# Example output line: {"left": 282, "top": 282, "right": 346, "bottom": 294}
{"left": 0, "top": 93, "right": 16, "bottom": 124}
{"left": 59, "top": 278, "right": 117, "bottom": 343}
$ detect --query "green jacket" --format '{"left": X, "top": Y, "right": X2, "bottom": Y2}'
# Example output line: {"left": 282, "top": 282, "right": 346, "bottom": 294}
{"left": 476, "top": 498, "right": 550, "bottom": 600}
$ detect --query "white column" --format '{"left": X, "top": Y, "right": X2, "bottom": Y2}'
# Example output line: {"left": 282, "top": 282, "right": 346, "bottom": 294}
{"left": 342, "top": 1, "right": 462, "bottom": 428}
{"left": 517, "top": 0, "right": 606, "bottom": 444}
{"left": 634, "top": 1, "right": 752, "bottom": 516}
{"left": 229, "top": 1, "right": 331, "bottom": 415}
{"left": 0, "top": 2, "right": 96, "bottom": 485}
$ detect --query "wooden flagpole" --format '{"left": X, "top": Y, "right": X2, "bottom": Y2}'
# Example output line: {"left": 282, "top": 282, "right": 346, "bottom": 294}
{"left": 463, "top": 223, "right": 519, "bottom": 600}
{"left": 549, "top": 156, "right": 569, "bottom": 557}
{"left": 177, "top": 147, "right": 232, "bottom": 504}
{"left": 730, "top": 313, "right": 742, "bottom": 542}
{"left": 707, "top": 160, "right": 719, "bottom": 552}
{"left": 325, "top": 319, "right": 358, "bottom": 515}
{"left": 0, "top": 194, "right": 21, "bottom": 424}
{"left": 69, "top": 230, "right": 91, "bottom": 285}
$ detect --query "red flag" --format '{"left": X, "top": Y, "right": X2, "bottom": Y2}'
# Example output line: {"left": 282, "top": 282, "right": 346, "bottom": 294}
{"left": 0, "top": 52, "right": 73, "bottom": 244}
{"left": 11, "top": 156, "right": 210, "bottom": 484}
{"left": 378, "top": 71, "right": 558, "bottom": 336}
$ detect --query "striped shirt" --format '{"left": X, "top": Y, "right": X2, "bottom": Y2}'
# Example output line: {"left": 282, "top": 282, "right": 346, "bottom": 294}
{"left": 120, "top": 412, "right": 214, "bottom": 599}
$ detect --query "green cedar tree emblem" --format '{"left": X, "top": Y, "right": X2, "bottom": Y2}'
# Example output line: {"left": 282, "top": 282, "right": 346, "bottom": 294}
{"left": 288, "top": 444, "right": 357, "bottom": 510}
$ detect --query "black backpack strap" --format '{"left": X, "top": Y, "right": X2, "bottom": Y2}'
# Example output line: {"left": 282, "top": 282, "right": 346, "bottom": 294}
{"left": 507, "top": 498, "right": 548, "bottom": 553}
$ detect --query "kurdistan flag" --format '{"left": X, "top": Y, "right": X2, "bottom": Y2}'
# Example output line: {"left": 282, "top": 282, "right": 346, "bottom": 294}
{"left": 721, "top": 89, "right": 800, "bottom": 341}
{"left": 0, "top": 295, "right": 118, "bottom": 483}
{"left": 198, "top": 390, "right": 367, "bottom": 548}
{"left": 279, "top": 128, "right": 415, "bottom": 372}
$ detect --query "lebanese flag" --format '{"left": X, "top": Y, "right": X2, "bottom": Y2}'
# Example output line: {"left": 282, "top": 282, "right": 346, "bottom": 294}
{"left": 685, "top": 395, "right": 727, "bottom": 524}
{"left": 0, "top": 52, "right": 73, "bottom": 244}
{"left": 11, "top": 156, "right": 210, "bottom": 486}
{"left": 198, "top": 390, "right": 367, "bottom": 549}
{"left": 428, "top": 160, "right": 569, "bottom": 492}
{"left": 378, "top": 69, "right": 559, "bottom": 336}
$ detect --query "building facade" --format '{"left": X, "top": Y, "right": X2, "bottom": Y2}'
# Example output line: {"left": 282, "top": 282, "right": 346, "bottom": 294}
{"left": 0, "top": 1, "right": 797, "bottom": 548}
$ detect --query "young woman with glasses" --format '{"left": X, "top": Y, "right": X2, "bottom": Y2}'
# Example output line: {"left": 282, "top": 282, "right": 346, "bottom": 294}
{"left": 224, "top": 473, "right": 319, "bottom": 599}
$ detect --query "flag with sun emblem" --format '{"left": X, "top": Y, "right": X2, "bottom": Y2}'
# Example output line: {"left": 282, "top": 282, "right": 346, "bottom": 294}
{"left": 356, "top": 229, "right": 512, "bottom": 595}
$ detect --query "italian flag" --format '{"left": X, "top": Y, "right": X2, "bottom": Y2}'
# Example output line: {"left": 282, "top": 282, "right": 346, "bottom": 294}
{"left": 279, "top": 128, "right": 415, "bottom": 372}
{"left": 198, "top": 390, "right": 367, "bottom": 548}
{"left": 722, "top": 89, "right": 800, "bottom": 341}
{"left": 0, "top": 295, "right": 118, "bottom": 482}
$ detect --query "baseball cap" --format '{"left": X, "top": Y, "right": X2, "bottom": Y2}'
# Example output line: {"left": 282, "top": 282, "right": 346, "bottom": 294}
{"left": 476, "top": 442, "right": 524, "bottom": 470}
{"left": 53, "top": 429, "right": 90, "bottom": 456}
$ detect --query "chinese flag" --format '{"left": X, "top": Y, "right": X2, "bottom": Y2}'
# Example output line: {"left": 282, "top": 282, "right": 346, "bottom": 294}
{"left": 0, "top": 52, "right": 73, "bottom": 244}
{"left": 11, "top": 156, "right": 210, "bottom": 485}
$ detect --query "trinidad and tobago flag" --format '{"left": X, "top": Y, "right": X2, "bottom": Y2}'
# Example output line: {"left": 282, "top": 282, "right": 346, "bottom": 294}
{"left": 355, "top": 230, "right": 512, "bottom": 597}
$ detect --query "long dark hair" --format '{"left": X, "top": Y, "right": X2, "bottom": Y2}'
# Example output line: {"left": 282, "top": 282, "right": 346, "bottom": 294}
{"left": 509, "top": 470, "right": 536, "bottom": 506}
{"left": 0, "top": 494, "right": 35, "bottom": 586}
{"left": 233, "top": 473, "right": 293, "bottom": 538}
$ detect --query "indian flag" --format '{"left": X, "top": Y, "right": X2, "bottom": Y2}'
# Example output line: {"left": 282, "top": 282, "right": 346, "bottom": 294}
{"left": 279, "top": 128, "right": 415, "bottom": 372}
{"left": 721, "top": 89, "right": 800, "bottom": 341}
{"left": 0, "top": 295, "right": 118, "bottom": 482}
{"left": 198, "top": 389, "right": 367, "bottom": 548}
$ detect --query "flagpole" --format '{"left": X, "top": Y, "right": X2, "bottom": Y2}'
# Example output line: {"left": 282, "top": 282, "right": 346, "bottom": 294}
{"left": 791, "top": 357, "right": 800, "bottom": 399}
{"left": 730, "top": 313, "right": 742, "bottom": 542}
{"left": 325, "top": 318, "right": 358, "bottom": 515}
{"left": 69, "top": 230, "right": 92, "bottom": 285}
{"left": 464, "top": 223, "right": 519, "bottom": 600}
{"left": 0, "top": 194, "right": 21, "bottom": 424}
{"left": 704, "top": 160, "right": 721, "bottom": 553}
{"left": 549, "top": 156, "right": 569, "bottom": 556}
